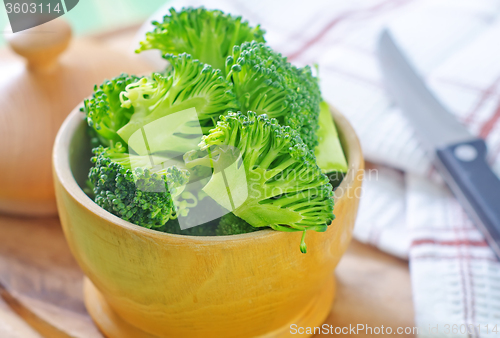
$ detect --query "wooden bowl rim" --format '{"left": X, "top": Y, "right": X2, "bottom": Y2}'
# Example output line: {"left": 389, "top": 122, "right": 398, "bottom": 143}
{"left": 53, "top": 104, "right": 362, "bottom": 242}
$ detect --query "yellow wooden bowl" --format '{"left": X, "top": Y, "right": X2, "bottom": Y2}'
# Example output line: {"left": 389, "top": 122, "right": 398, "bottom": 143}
{"left": 53, "top": 105, "right": 364, "bottom": 338}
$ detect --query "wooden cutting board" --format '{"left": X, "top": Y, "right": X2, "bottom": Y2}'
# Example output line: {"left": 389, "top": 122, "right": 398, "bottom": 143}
{"left": 0, "top": 213, "right": 414, "bottom": 338}
{"left": 0, "top": 27, "right": 415, "bottom": 338}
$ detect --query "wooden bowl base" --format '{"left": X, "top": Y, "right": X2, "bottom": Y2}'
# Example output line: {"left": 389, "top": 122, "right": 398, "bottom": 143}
{"left": 83, "top": 276, "right": 335, "bottom": 338}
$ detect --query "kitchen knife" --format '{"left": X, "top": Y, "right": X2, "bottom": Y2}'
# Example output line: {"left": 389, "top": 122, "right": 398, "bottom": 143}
{"left": 376, "top": 29, "right": 500, "bottom": 258}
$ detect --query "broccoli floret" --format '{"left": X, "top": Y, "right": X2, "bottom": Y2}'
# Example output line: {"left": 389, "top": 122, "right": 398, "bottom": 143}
{"left": 216, "top": 212, "right": 259, "bottom": 236}
{"left": 83, "top": 73, "right": 142, "bottom": 147}
{"left": 187, "top": 112, "right": 334, "bottom": 253}
{"left": 116, "top": 53, "right": 240, "bottom": 153}
{"left": 315, "top": 101, "right": 348, "bottom": 174}
{"left": 225, "top": 42, "right": 322, "bottom": 149}
{"left": 88, "top": 143, "right": 190, "bottom": 229}
{"left": 161, "top": 189, "right": 222, "bottom": 236}
{"left": 137, "top": 7, "right": 266, "bottom": 72}
{"left": 179, "top": 223, "right": 217, "bottom": 236}
{"left": 289, "top": 66, "right": 322, "bottom": 149}
{"left": 161, "top": 218, "right": 218, "bottom": 236}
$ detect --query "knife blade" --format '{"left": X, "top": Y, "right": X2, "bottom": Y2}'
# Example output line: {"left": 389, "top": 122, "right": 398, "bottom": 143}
{"left": 377, "top": 29, "right": 500, "bottom": 259}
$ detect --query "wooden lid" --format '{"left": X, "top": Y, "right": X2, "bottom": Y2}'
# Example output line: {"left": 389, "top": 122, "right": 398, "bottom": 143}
{"left": 0, "top": 19, "right": 151, "bottom": 216}
{"left": 6, "top": 18, "right": 72, "bottom": 72}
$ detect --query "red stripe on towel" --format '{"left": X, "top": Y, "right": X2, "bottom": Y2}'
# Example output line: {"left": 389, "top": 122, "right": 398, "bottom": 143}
{"left": 411, "top": 238, "right": 489, "bottom": 247}
{"left": 288, "top": 0, "right": 412, "bottom": 61}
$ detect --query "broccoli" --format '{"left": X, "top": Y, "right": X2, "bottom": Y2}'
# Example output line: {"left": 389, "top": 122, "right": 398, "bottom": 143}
{"left": 116, "top": 53, "right": 240, "bottom": 153}
{"left": 225, "top": 42, "right": 322, "bottom": 149}
{"left": 83, "top": 73, "right": 142, "bottom": 147}
{"left": 314, "top": 101, "right": 348, "bottom": 174}
{"left": 161, "top": 189, "right": 226, "bottom": 236}
{"left": 84, "top": 7, "right": 339, "bottom": 251}
{"left": 186, "top": 112, "right": 334, "bottom": 252}
{"left": 161, "top": 217, "right": 218, "bottom": 236}
{"left": 216, "top": 212, "right": 259, "bottom": 236}
{"left": 88, "top": 143, "right": 190, "bottom": 229}
{"left": 137, "top": 7, "right": 266, "bottom": 73}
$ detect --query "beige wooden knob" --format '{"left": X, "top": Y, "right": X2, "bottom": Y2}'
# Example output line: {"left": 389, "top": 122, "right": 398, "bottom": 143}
{"left": 6, "top": 18, "right": 71, "bottom": 71}
{"left": 0, "top": 22, "right": 151, "bottom": 217}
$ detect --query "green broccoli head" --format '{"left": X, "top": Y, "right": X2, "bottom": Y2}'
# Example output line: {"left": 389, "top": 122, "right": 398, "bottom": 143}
{"left": 161, "top": 218, "right": 218, "bottom": 236}
{"left": 216, "top": 212, "right": 259, "bottom": 236}
{"left": 116, "top": 53, "right": 240, "bottom": 154}
{"left": 225, "top": 43, "right": 298, "bottom": 124}
{"left": 225, "top": 42, "right": 322, "bottom": 149}
{"left": 287, "top": 65, "right": 322, "bottom": 149}
{"left": 187, "top": 112, "right": 334, "bottom": 252}
{"left": 137, "top": 7, "right": 266, "bottom": 72}
{"left": 83, "top": 73, "right": 142, "bottom": 147}
{"left": 88, "top": 143, "right": 190, "bottom": 229}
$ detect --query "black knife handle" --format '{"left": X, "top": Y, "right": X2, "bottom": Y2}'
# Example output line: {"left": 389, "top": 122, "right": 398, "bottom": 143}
{"left": 436, "top": 139, "right": 500, "bottom": 257}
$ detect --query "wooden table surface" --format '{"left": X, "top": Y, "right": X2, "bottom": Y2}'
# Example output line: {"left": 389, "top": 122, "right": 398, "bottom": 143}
{"left": 0, "top": 213, "right": 414, "bottom": 337}
{"left": 0, "top": 27, "right": 415, "bottom": 338}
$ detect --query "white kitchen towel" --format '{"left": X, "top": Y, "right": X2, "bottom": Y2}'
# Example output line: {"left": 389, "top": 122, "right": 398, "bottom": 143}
{"left": 135, "top": 0, "right": 500, "bottom": 334}
{"left": 408, "top": 174, "right": 500, "bottom": 336}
